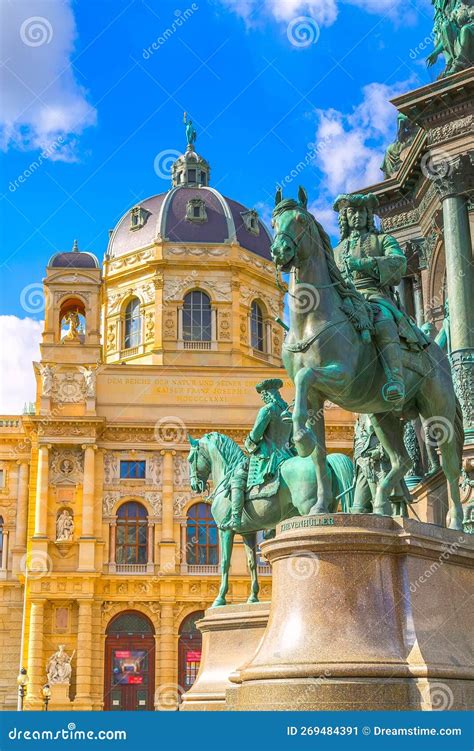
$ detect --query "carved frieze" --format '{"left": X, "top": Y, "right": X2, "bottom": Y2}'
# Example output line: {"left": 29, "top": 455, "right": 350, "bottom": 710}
{"left": 166, "top": 246, "right": 228, "bottom": 257}
{"left": 427, "top": 115, "right": 474, "bottom": 146}
{"left": 108, "top": 248, "right": 154, "bottom": 272}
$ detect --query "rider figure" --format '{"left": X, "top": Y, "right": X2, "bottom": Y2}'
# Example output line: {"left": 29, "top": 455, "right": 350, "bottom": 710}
{"left": 333, "top": 193, "right": 409, "bottom": 404}
{"left": 222, "top": 378, "right": 294, "bottom": 532}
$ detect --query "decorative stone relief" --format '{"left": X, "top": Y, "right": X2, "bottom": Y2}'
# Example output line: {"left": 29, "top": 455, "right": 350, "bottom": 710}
{"left": 103, "top": 452, "right": 119, "bottom": 486}
{"left": 240, "top": 286, "right": 279, "bottom": 316}
{"left": 82, "top": 367, "right": 97, "bottom": 398}
{"left": 240, "top": 315, "right": 247, "bottom": 343}
{"left": 173, "top": 454, "right": 189, "bottom": 487}
{"left": 163, "top": 308, "right": 177, "bottom": 339}
{"left": 106, "top": 322, "right": 117, "bottom": 351}
{"left": 148, "top": 453, "right": 162, "bottom": 485}
{"left": 103, "top": 492, "right": 120, "bottom": 516}
{"left": 50, "top": 448, "right": 84, "bottom": 485}
{"left": 173, "top": 494, "right": 189, "bottom": 516}
{"left": 204, "top": 280, "right": 231, "bottom": 301}
{"left": 218, "top": 310, "right": 231, "bottom": 340}
{"left": 108, "top": 249, "right": 154, "bottom": 272}
{"left": 144, "top": 492, "right": 162, "bottom": 516}
{"left": 166, "top": 246, "right": 228, "bottom": 257}
{"left": 427, "top": 115, "right": 474, "bottom": 146}
{"left": 145, "top": 311, "right": 154, "bottom": 342}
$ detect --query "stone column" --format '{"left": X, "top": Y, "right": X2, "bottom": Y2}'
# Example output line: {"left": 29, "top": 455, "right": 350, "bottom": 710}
{"left": 75, "top": 600, "right": 93, "bottom": 709}
{"left": 15, "top": 462, "right": 29, "bottom": 549}
{"left": 147, "top": 521, "right": 154, "bottom": 573}
{"left": 33, "top": 445, "right": 49, "bottom": 537}
{"left": 26, "top": 600, "right": 45, "bottom": 706}
{"left": 160, "top": 450, "right": 176, "bottom": 573}
{"left": 108, "top": 520, "right": 116, "bottom": 573}
{"left": 434, "top": 154, "right": 474, "bottom": 442}
{"left": 412, "top": 274, "right": 424, "bottom": 328}
{"left": 1, "top": 530, "right": 8, "bottom": 571}
{"left": 157, "top": 603, "right": 178, "bottom": 710}
{"left": 79, "top": 444, "right": 96, "bottom": 571}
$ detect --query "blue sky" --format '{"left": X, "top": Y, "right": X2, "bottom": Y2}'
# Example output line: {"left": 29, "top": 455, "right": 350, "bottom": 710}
{"left": 0, "top": 0, "right": 441, "bottom": 409}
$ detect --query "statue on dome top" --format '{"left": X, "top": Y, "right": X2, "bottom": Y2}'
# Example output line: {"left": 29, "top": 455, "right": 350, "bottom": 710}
{"left": 183, "top": 112, "right": 197, "bottom": 148}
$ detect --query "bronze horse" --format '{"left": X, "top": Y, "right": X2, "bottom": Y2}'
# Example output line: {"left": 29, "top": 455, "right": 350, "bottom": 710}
{"left": 270, "top": 188, "right": 464, "bottom": 530}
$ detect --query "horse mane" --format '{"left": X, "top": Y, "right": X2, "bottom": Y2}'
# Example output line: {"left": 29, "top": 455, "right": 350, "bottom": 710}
{"left": 273, "top": 199, "right": 374, "bottom": 333}
{"left": 204, "top": 432, "right": 245, "bottom": 471}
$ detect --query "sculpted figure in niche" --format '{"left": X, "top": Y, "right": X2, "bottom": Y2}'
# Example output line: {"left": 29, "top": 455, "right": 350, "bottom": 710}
{"left": 46, "top": 645, "right": 75, "bottom": 684}
{"left": 56, "top": 509, "right": 74, "bottom": 541}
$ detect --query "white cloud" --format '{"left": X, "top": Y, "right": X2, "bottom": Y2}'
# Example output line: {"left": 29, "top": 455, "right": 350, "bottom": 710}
{"left": 312, "top": 80, "right": 410, "bottom": 195}
{"left": 0, "top": 317, "right": 42, "bottom": 414}
{"left": 219, "top": 0, "right": 407, "bottom": 26}
{"left": 0, "top": 0, "right": 96, "bottom": 161}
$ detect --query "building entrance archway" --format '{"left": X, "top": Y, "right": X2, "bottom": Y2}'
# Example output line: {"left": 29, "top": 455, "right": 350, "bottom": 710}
{"left": 104, "top": 611, "right": 155, "bottom": 711}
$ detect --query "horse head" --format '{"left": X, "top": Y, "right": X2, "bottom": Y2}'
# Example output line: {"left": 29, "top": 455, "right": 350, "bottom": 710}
{"left": 187, "top": 435, "right": 211, "bottom": 494}
{"left": 270, "top": 185, "right": 315, "bottom": 272}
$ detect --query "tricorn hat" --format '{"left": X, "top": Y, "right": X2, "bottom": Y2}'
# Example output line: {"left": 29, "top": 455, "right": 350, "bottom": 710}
{"left": 256, "top": 378, "right": 283, "bottom": 393}
{"left": 333, "top": 192, "right": 379, "bottom": 213}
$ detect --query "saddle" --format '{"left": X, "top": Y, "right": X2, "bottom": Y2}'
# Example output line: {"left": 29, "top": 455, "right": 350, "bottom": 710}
{"left": 247, "top": 471, "right": 281, "bottom": 501}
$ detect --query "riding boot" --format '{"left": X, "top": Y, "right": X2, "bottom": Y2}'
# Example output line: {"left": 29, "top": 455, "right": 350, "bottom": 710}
{"left": 375, "top": 319, "right": 405, "bottom": 403}
{"left": 229, "top": 484, "right": 245, "bottom": 531}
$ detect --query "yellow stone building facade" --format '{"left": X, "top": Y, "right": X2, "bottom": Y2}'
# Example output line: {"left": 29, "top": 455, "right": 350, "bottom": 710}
{"left": 0, "top": 141, "right": 353, "bottom": 711}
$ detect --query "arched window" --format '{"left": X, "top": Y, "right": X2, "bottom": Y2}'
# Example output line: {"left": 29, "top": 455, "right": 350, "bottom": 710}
{"left": 116, "top": 502, "right": 147, "bottom": 564}
{"left": 183, "top": 291, "right": 211, "bottom": 342}
{"left": 178, "top": 611, "right": 205, "bottom": 695}
{"left": 124, "top": 298, "right": 141, "bottom": 349}
{"left": 186, "top": 503, "right": 218, "bottom": 566}
{"left": 250, "top": 301, "right": 264, "bottom": 351}
{"left": 0, "top": 516, "right": 3, "bottom": 568}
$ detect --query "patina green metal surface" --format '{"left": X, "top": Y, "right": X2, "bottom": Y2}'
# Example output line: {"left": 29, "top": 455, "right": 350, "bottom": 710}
{"left": 187, "top": 432, "right": 354, "bottom": 606}
{"left": 270, "top": 187, "right": 464, "bottom": 530}
{"left": 427, "top": 0, "right": 474, "bottom": 76}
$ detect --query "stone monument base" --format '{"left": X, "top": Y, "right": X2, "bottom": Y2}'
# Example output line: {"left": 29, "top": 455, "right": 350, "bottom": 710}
{"left": 49, "top": 683, "right": 71, "bottom": 710}
{"left": 227, "top": 515, "right": 474, "bottom": 711}
{"left": 180, "top": 602, "right": 269, "bottom": 711}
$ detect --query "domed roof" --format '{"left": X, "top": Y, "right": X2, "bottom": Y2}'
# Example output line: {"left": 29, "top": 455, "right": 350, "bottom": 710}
{"left": 107, "top": 186, "right": 273, "bottom": 260}
{"left": 49, "top": 240, "right": 99, "bottom": 269}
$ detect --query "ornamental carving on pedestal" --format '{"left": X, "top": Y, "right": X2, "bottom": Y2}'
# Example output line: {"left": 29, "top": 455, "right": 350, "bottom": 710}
{"left": 145, "top": 311, "right": 154, "bottom": 342}
{"left": 49, "top": 448, "right": 84, "bottom": 485}
{"left": 36, "top": 365, "right": 95, "bottom": 403}
{"left": 163, "top": 308, "right": 176, "bottom": 339}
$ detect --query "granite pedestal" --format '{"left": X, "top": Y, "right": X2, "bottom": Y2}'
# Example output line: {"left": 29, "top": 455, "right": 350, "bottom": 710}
{"left": 227, "top": 514, "right": 474, "bottom": 710}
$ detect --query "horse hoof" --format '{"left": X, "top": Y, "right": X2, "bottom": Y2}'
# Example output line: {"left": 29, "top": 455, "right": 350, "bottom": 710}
{"left": 247, "top": 595, "right": 259, "bottom": 604}
{"left": 309, "top": 502, "right": 329, "bottom": 515}
{"left": 212, "top": 597, "right": 226, "bottom": 608}
{"left": 294, "top": 429, "right": 316, "bottom": 458}
{"left": 373, "top": 505, "right": 391, "bottom": 517}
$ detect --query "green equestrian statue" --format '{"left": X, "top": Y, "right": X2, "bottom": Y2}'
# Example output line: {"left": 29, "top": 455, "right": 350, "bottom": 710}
{"left": 333, "top": 192, "right": 428, "bottom": 405}
{"left": 221, "top": 378, "right": 294, "bottom": 531}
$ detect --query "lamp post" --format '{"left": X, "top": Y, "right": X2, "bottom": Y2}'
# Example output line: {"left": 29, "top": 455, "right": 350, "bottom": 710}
{"left": 17, "top": 668, "right": 28, "bottom": 711}
{"left": 42, "top": 683, "right": 51, "bottom": 711}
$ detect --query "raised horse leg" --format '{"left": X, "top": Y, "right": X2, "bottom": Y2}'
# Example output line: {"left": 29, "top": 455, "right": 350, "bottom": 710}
{"left": 369, "top": 412, "right": 411, "bottom": 516}
{"left": 213, "top": 528, "right": 235, "bottom": 607}
{"left": 242, "top": 533, "right": 259, "bottom": 604}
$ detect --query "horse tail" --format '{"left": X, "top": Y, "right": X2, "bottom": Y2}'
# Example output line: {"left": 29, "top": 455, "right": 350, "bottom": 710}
{"left": 327, "top": 453, "right": 354, "bottom": 512}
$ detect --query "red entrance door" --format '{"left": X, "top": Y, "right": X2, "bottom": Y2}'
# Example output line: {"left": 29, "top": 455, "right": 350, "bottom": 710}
{"left": 104, "top": 612, "right": 155, "bottom": 711}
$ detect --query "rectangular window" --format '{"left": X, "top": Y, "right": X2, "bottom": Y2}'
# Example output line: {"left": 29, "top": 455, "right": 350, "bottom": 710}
{"left": 0, "top": 469, "right": 4, "bottom": 488}
{"left": 120, "top": 460, "right": 146, "bottom": 479}
{"left": 188, "top": 169, "right": 196, "bottom": 182}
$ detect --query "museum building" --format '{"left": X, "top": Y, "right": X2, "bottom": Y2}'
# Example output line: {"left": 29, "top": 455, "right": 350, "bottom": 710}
{"left": 0, "top": 135, "right": 354, "bottom": 711}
